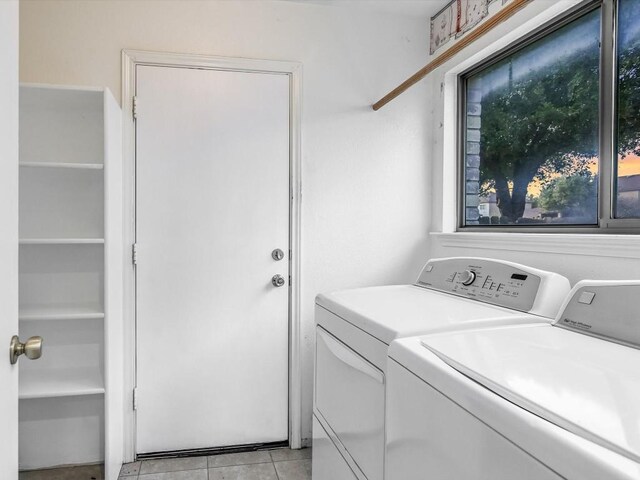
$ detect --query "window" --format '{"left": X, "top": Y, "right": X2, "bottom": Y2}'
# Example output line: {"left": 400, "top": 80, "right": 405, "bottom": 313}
{"left": 460, "top": 0, "right": 640, "bottom": 231}
{"left": 615, "top": 0, "right": 640, "bottom": 219}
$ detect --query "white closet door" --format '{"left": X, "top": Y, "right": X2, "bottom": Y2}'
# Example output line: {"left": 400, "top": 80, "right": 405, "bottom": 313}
{"left": 0, "top": 1, "right": 19, "bottom": 478}
{"left": 135, "top": 65, "right": 290, "bottom": 453}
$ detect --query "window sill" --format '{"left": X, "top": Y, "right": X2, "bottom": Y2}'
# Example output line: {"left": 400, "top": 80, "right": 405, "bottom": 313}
{"left": 430, "top": 232, "right": 640, "bottom": 259}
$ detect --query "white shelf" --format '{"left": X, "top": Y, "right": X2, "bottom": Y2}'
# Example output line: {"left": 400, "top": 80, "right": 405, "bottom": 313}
{"left": 20, "top": 86, "right": 104, "bottom": 166}
{"left": 18, "top": 83, "right": 122, "bottom": 474}
{"left": 20, "top": 162, "right": 103, "bottom": 170}
{"left": 20, "top": 238, "right": 104, "bottom": 245}
{"left": 19, "top": 304, "right": 104, "bottom": 321}
{"left": 19, "top": 367, "right": 105, "bottom": 400}
{"left": 20, "top": 166, "right": 104, "bottom": 239}
{"left": 19, "top": 239, "right": 104, "bottom": 310}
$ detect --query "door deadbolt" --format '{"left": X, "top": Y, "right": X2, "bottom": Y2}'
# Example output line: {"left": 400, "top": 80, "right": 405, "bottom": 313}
{"left": 10, "top": 335, "right": 43, "bottom": 365}
{"left": 272, "top": 274, "right": 286, "bottom": 287}
{"left": 272, "top": 249, "right": 285, "bottom": 261}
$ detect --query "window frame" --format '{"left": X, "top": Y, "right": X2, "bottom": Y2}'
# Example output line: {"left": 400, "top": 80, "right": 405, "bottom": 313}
{"left": 456, "top": 0, "right": 640, "bottom": 233}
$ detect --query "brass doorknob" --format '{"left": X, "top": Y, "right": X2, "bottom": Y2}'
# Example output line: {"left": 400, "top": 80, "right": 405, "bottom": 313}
{"left": 9, "top": 335, "right": 43, "bottom": 365}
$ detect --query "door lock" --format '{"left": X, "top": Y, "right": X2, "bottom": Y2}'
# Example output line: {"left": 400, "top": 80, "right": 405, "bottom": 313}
{"left": 272, "top": 274, "right": 286, "bottom": 287}
{"left": 9, "top": 335, "right": 43, "bottom": 365}
{"left": 272, "top": 249, "right": 285, "bottom": 261}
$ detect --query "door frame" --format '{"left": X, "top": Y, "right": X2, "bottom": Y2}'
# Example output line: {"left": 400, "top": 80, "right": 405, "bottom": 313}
{"left": 121, "top": 49, "right": 303, "bottom": 461}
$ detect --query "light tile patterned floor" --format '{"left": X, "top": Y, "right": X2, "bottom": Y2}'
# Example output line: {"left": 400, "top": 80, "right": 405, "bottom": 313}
{"left": 17, "top": 448, "right": 311, "bottom": 480}
{"left": 19, "top": 464, "right": 105, "bottom": 480}
{"left": 119, "top": 448, "right": 312, "bottom": 480}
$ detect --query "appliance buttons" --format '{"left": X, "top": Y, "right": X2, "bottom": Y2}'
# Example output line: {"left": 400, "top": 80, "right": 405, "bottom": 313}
{"left": 578, "top": 291, "right": 596, "bottom": 305}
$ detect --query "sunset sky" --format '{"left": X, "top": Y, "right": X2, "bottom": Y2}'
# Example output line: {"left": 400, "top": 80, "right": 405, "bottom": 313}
{"left": 617, "top": 153, "right": 640, "bottom": 176}
{"left": 524, "top": 154, "right": 640, "bottom": 197}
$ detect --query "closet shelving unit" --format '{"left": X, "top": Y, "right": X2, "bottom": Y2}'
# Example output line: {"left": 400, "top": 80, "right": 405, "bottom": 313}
{"left": 18, "top": 84, "right": 123, "bottom": 479}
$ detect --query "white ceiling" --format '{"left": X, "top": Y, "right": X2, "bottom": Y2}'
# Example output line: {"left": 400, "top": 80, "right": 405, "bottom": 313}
{"left": 278, "top": 0, "right": 448, "bottom": 19}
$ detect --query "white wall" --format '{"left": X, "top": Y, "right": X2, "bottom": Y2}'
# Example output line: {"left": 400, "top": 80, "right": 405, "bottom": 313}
{"left": 425, "top": 0, "right": 640, "bottom": 284}
{"left": 19, "top": 0, "right": 432, "bottom": 444}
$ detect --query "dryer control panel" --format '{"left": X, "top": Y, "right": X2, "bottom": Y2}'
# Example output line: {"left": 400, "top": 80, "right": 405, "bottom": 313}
{"left": 556, "top": 280, "right": 640, "bottom": 348}
{"left": 415, "top": 257, "right": 547, "bottom": 314}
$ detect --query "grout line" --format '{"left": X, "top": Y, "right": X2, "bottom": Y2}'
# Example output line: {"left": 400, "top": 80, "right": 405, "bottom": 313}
{"left": 273, "top": 458, "right": 281, "bottom": 480}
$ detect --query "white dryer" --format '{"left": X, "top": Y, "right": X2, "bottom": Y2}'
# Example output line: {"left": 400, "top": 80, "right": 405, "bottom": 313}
{"left": 312, "top": 257, "right": 571, "bottom": 480}
{"left": 387, "top": 280, "right": 640, "bottom": 480}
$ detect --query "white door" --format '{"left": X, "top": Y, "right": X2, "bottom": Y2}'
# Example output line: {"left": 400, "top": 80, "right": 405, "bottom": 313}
{"left": 0, "top": 1, "right": 20, "bottom": 478}
{"left": 135, "top": 65, "right": 290, "bottom": 454}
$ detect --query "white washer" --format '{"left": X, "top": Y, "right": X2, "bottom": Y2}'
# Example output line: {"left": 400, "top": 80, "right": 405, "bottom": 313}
{"left": 387, "top": 280, "right": 640, "bottom": 480}
{"left": 312, "top": 257, "right": 571, "bottom": 480}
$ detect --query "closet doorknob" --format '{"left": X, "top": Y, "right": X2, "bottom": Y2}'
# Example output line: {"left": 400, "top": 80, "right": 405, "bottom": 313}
{"left": 9, "top": 335, "right": 43, "bottom": 365}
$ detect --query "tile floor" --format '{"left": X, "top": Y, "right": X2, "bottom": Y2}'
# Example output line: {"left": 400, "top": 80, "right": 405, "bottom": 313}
{"left": 119, "top": 448, "right": 312, "bottom": 480}
{"left": 18, "top": 448, "right": 311, "bottom": 480}
{"left": 19, "top": 464, "right": 105, "bottom": 480}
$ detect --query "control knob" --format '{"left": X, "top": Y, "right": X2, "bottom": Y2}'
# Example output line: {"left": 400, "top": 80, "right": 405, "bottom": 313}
{"left": 459, "top": 270, "right": 476, "bottom": 286}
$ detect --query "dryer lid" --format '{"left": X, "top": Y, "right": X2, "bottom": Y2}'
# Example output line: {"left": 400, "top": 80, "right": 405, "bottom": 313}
{"left": 421, "top": 324, "right": 640, "bottom": 463}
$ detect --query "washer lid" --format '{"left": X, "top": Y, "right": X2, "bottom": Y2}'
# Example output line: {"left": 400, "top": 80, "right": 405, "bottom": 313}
{"left": 316, "top": 285, "right": 537, "bottom": 345}
{"left": 421, "top": 324, "right": 640, "bottom": 463}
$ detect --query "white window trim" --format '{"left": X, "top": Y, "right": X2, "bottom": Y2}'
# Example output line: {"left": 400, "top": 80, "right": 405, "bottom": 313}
{"left": 439, "top": 0, "right": 640, "bottom": 258}
{"left": 430, "top": 232, "right": 640, "bottom": 259}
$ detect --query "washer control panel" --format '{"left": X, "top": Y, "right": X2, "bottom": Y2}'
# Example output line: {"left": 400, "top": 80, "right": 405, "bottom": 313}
{"left": 415, "top": 257, "right": 542, "bottom": 312}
